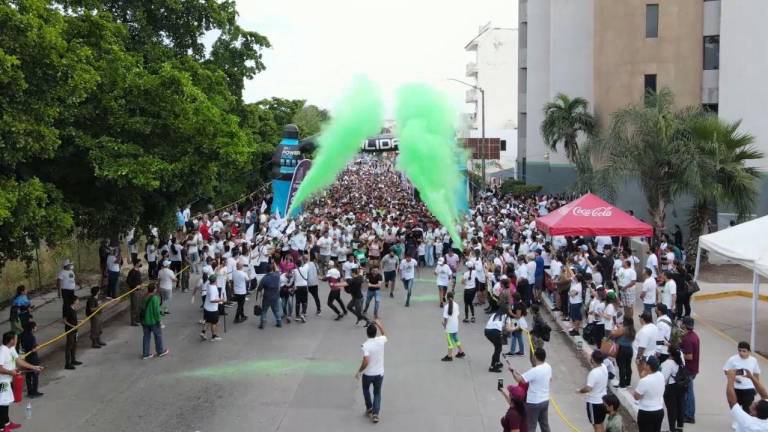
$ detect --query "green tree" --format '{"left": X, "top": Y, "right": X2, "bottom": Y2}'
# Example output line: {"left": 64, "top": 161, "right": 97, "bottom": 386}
{"left": 293, "top": 104, "right": 329, "bottom": 138}
{"left": 686, "top": 116, "right": 763, "bottom": 251}
{"left": 599, "top": 89, "right": 701, "bottom": 238}
{"left": 540, "top": 93, "right": 597, "bottom": 163}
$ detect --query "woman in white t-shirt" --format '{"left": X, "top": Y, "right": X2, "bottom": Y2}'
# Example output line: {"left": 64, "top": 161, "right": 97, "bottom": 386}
{"left": 661, "top": 348, "right": 686, "bottom": 432}
{"left": 441, "top": 292, "right": 465, "bottom": 361}
{"left": 484, "top": 309, "right": 512, "bottom": 372}
{"left": 462, "top": 262, "right": 477, "bottom": 323}
{"left": 0, "top": 331, "right": 44, "bottom": 429}
{"left": 603, "top": 291, "right": 619, "bottom": 334}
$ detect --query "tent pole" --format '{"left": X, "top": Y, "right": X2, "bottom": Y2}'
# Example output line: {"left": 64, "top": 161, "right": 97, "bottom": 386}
{"left": 693, "top": 245, "right": 702, "bottom": 281}
{"left": 751, "top": 270, "right": 759, "bottom": 349}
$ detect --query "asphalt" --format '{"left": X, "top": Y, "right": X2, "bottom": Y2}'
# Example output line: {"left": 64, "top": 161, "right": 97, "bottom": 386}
{"left": 16, "top": 272, "right": 600, "bottom": 432}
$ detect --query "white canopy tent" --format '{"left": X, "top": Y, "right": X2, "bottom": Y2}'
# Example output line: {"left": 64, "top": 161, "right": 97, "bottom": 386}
{"left": 694, "top": 215, "right": 768, "bottom": 348}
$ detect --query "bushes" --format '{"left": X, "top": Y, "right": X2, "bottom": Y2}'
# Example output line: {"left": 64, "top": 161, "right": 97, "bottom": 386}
{"left": 501, "top": 179, "right": 543, "bottom": 196}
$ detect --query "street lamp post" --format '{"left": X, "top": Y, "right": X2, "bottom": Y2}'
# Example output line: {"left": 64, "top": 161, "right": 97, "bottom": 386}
{"left": 448, "top": 78, "right": 486, "bottom": 186}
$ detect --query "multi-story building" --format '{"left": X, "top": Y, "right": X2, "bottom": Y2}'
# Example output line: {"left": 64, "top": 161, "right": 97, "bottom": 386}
{"left": 463, "top": 23, "right": 518, "bottom": 179}
{"left": 518, "top": 0, "right": 768, "bottom": 214}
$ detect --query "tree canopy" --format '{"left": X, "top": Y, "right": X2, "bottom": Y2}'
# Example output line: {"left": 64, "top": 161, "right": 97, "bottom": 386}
{"left": 0, "top": 0, "right": 316, "bottom": 267}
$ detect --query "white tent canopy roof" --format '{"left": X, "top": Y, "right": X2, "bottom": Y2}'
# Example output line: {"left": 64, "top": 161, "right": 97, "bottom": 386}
{"left": 698, "top": 215, "right": 768, "bottom": 278}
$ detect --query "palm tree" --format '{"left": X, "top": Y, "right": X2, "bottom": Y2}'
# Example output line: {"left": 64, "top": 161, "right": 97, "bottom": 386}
{"left": 598, "top": 89, "right": 701, "bottom": 239}
{"left": 540, "top": 93, "right": 597, "bottom": 162}
{"left": 686, "top": 116, "right": 763, "bottom": 251}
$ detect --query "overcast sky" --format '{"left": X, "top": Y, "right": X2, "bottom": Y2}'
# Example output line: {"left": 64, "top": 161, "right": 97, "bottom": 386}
{"left": 236, "top": 0, "right": 517, "bottom": 117}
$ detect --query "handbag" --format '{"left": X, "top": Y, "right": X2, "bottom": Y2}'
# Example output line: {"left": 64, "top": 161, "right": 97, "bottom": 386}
{"left": 687, "top": 280, "right": 701, "bottom": 295}
{"left": 253, "top": 304, "right": 262, "bottom": 316}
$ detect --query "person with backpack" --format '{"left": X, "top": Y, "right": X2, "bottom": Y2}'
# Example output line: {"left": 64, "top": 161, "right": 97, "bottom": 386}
{"left": 140, "top": 284, "right": 169, "bottom": 359}
{"left": 661, "top": 348, "right": 687, "bottom": 432}
{"left": 654, "top": 304, "right": 675, "bottom": 363}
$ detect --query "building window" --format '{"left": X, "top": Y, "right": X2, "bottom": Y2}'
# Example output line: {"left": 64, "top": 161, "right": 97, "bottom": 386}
{"left": 704, "top": 35, "right": 720, "bottom": 70}
{"left": 644, "top": 74, "right": 657, "bottom": 94}
{"left": 646, "top": 4, "right": 659, "bottom": 38}
{"left": 702, "top": 103, "right": 719, "bottom": 113}
{"left": 500, "top": 140, "right": 507, "bottom": 151}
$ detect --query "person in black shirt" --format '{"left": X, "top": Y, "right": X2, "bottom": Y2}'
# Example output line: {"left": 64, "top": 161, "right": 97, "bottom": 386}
{"left": 86, "top": 286, "right": 106, "bottom": 348}
{"left": 126, "top": 260, "right": 143, "bottom": 326}
{"left": 363, "top": 267, "right": 383, "bottom": 319}
{"left": 63, "top": 297, "right": 81, "bottom": 369}
{"left": 20, "top": 321, "right": 43, "bottom": 398}
{"left": 346, "top": 269, "right": 369, "bottom": 326}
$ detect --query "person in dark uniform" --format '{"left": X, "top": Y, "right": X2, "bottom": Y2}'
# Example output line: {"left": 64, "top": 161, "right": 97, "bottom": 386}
{"left": 19, "top": 321, "right": 43, "bottom": 398}
{"left": 63, "top": 297, "right": 81, "bottom": 370}
{"left": 86, "top": 286, "right": 106, "bottom": 349}
{"left": 126, "top": 260, "right": 143, "bottom": 326}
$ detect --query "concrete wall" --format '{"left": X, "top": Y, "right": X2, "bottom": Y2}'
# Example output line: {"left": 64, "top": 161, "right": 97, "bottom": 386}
{"left": 593, "top": 0, "right": 703, "bottom": 124}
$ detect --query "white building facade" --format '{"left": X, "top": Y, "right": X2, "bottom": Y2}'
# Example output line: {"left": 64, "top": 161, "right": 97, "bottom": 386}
{"left": 463, "top": 23, "right": 518, "bottom": 179}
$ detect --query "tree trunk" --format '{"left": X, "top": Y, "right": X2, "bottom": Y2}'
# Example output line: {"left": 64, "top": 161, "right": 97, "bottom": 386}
{"left": 686, "top": 198, "right": 711, "bottom": 263}
{"left": 648, "top": 198, "right": 667, "bottom": 244}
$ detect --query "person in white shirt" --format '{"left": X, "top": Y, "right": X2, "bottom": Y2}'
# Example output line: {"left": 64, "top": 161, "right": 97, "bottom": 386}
{"left": 434, "top": 257, "right": 453, "bottom": 308}
{"left": 398, "top": 254, "right": 416, "bottom": 307}
{"left": 355, "top": 320, "right": 388, "bottom": 424}
{"left": 724, "top": 341, "right": 764, "bottom": 413}
{"left": 660, "top": 348, "right": 686, "bottom": 432}
{"left": 659, "top": 271, "right": 677, "bottom": 314}
{"left": 201, "top": 273, "right": 224, "bottom": 341}
{"left": 0, "top": 331, "right": 44, "bottom": 430}
{"left": 655, "top": 304, "right": 674, "bottom": 362}
{"left": 462, "top": 261, "right": 478, "bottom": 323}
{"left": 635, "top": 312, "right": 658, "bottom": 362}
{"left": 342, "top": 255, "right": 359, "bottom": 281}
{"left": 578, "top": 350, "right": 609, "bottom": 431}
{"left": 105, "top": 248, "right": 123, "bottom": 299}
{"left": 640, "top": 268, "right": 658, "bottom": 316}
{"left": 317, "top": 233, "right": 333, "bottom": 273}
{"left": 725, "top": 367, "right": 768, "bottom": 432}
{"left": 568, "top": 274, "right": 584, "bottom": 336}
{"left": 146, "top": 238, "right": 158, "bottom": 279}
{"left": 645, "top": 251, "right": 659, "bottom": 279}
{"left": 441, "top": 291, "right": 465, "bottom": 361}
{"left": 616, "top": 260, "right": 637, "bottom": 318}
{"left": 57, "top": 260, "right": 78, "bottom": 303}
{"left": 511, "top": 347, "right": 553, "bottom": 432}
{"left": 157, "top": 261, "right": 176, "bottom": 314}
{"left": 231, "top": 262, "right": 249, "bottom": 323}
{"left": 633, "top": 356, "right": 666, "bottom": 432}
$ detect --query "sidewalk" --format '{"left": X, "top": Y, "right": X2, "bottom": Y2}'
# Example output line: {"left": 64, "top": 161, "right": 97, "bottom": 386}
{"left": 541, "top": 291, "right": 766, "bottom": 431}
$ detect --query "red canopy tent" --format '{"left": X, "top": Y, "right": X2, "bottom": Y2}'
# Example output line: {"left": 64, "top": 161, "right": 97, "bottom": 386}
{"left": 535, "top": 193, "right": 653, "bottom": 237}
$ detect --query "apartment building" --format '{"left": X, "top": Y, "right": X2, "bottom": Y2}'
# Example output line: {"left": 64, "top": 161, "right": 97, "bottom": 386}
{"left": 518, "top": 0, "right": 768, "bottom": 214}
{"left": 463, "top": 23, "right": 518, "bottom": 178}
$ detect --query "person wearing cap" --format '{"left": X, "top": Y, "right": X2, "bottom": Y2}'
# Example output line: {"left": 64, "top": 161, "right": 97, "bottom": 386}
{"left": 578, "top": 350, "right": 609, "bottom": 431}
{"left": 499, "top": 381, "right": 529, "bottom": 432}
{"left": 635, "top": 311, "right": 658, "bottom": 364}
{"left": 632, "top": 355, "right": 666, "bottom": 432}
{"left": 157, "top": 260, "right": 177, "bottom": 315}
{"left": 57, "top": 259, "right": 77, "bottom": 303}
{"left": 654, "top": 304, "right": 673, "bottom": 363}
{"left": 725, "top": 367, "right": 768, "bottom": 431}
{"left": 434, "top": 257, "right": 452, "bottom": 308}
{"left": 679, "top": 317, "right": 699, "bottom": 424}
{"left": 201, "top": 273, "right": 224, "bottom": 340}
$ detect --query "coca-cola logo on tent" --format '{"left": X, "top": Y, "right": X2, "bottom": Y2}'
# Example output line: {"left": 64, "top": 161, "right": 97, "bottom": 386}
{"left": 572, "top": 206, "right": 614, "bottom": 217}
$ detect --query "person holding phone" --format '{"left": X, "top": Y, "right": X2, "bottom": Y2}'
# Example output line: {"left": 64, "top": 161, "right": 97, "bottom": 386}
{"left": 725, "top": 368, "right": 768, "bottom": 430}
{"left": 723, "top": 341, "right": 762, "bottom": 413}
{"left": 499, "top": 380, "right": 529, "bottom": 432}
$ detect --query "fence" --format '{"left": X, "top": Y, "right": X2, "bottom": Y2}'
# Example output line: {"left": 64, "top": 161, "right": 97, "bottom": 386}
{"left": 0, "top": 236, "right": 102, "bottom": 304}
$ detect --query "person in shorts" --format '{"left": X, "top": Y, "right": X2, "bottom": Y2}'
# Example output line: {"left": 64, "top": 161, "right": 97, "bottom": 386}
{"left": 578, "top": 350, "right": 609, "bottom": 431}
{"left": 201, "top": 274, "right": 223, "bottom": 341}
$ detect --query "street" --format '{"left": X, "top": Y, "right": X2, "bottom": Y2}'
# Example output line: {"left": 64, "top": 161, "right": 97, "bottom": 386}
{"left": 20, "top": 274, "right": 597, "bottom": 432}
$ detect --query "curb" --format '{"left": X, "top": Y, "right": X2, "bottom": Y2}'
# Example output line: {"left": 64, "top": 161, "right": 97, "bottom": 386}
{"left": 539, "top": 296, "right": 641, "bottom": 419}
{"left": 693, "top": 290, "right": 768, "bottom": 302}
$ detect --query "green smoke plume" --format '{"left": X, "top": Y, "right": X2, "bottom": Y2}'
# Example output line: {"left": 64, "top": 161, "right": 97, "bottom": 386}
{"left": 395, "top": 83, "right": 462, "bottom": 244}
{"left": 289, "top": 76, "right": 383, "bottom": 212}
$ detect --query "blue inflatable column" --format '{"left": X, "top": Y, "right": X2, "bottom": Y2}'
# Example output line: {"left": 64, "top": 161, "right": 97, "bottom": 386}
{"left": 270, "top": 124, "right": 301, "bottom": 217}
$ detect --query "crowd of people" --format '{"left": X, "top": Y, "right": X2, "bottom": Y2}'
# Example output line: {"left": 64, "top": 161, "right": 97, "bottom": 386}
{"left": 4, "top": 155, "right": 767, "bottom": 432}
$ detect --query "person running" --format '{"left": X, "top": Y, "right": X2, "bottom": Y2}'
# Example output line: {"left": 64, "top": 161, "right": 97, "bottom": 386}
{"left": 380, "top": 250, "right": 399, "bottom": 298}
{"left": 325, "top": 261, "right": 347, "bottom": 320}
{"left": 435, "top": 257, "right": 453, "bottom": 308}
{"left": 398, "top": 253, "right": 416, "bottom": 307}
{"left": 363, "top": 266, "right": 383, "bottom": 320}
{"left": 578, "top": 350, "right": 609, "bottom": 432}
{"left": 355, "top": 320, "right": 388, "bottom": 424}
{"left": 441, "top": 291, "right": 465, "bottom": 362}
{"left": 462, "top": 261, "right": 477, "bottom": 323}
{"left": 293, "top": 256, "right": 310, "bottom": 323}
{"left": 304, "top": 254, "right": 322, "bottom": 316}
{"left": 346, "top": 268, "right": 369, "bottom": 327}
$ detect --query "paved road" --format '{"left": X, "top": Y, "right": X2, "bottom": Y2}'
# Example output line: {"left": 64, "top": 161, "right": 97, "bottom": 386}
{"left": 21, "top": 274, "right": 599, "bottom": 432}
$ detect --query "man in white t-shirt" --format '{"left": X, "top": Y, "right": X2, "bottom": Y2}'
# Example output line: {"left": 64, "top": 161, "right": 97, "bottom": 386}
{"left": 398, "top": 254, "right": 416, "bottom": 307}
{"left": 512, "top": 347, "right": 552, "bottom": 432}
{"left": 660, "top": 271, "right": 677, "bottom": 314}
{"left": 635, "top": 312, "right": 658, "bottom": 362}
{"left": 578, "top": 350, "right": 609, "bottom": 431}
{"left": 726, "top": 368, "right": 768, "bottom": 432}
{"left": 157, "top": 261, "right": 176, "bottom": 314}
{"left": 232, "top": 262, "right": 249, "bottom": 323}
{"left": 724, "top": 341, "right": 764, "bottom": 413}
{"left": 355, "top": 320, "right": 388, "bottom": 424}
{"left": 640, "top": 268, "right": 657, "bottom": 316}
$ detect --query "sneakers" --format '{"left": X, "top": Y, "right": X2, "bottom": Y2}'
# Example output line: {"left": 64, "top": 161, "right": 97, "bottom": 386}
{"left": 316, "top": 311, "right": 322, "bottom": 317}
{"left": 371, "top": 415, "right": 380, "bottom": 423}
{"left": 7, "top": 422, "right": 22, "bottom": 430}
{"left": 142, "top": 354, "right": 155, "bottom": 360}
{"left": 334, "top": 315, "right": 344, "bottom": 321}
{"left": 65, "top": 365, "right": 76, "bottom": 370}
{"left": 455, "top": 352, "right": 466, "bottom": 358}
{"left": 158, "top": 349, "right": 170, "bottom": 357}
{"left": 211, "top": 335, "right": 222, "bottom": 341}
{"left": 462, "top": 318, "right": 469, "bottom": 323}
{"left": 488, "top": 366, "right": 502, "bottom": 373}
{"left": 72, "top": 360, "right": 83, "bottom": 366}
{"left": 441, "top": 355, "right": 453, "bottom": 362}
{"left": 470, "top": 317, "right": 475, "bottom": 323}
{"left": 200, "top": 332, "right": 207, "bottom": 341}
{"left": 365, "top": 409, "right": 372, "bottom": 419}
{"left": 298, "top": 315, "right": 306, "bottom": 323}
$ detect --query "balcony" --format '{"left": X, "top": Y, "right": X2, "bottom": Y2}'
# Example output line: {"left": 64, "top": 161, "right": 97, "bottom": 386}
{"left": 465, "top": 88, "right": 479, "bottom": 103}
{"left": 466, "top": 62, "right": 478, "bottom": 77}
